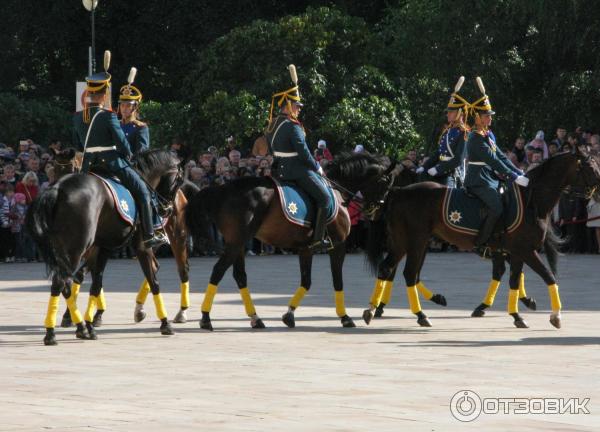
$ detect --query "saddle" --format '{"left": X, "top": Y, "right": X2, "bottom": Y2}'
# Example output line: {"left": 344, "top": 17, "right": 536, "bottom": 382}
{"left": 271, "top": 177, "right": 339, "bottom": 228}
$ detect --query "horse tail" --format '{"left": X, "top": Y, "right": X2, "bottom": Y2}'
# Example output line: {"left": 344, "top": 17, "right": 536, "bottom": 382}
{"left": 25, "top": 187, "right": 60, "bottom": 275}
{"left": 544, "top": 221, "right": 564, "bottom": 276}
{"left": 365, "top": 216, "right": 387, "bottom": 275}
{"left": 184, "top": 187, "right": 215, "bottom": 248}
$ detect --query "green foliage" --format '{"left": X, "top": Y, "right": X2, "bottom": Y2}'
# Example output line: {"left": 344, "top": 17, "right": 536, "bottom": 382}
{"left": 140, "top": 100, "right": 193, "bottom": 148}
{"left": 0, "top": 93, "right": 71, "bottom": 147}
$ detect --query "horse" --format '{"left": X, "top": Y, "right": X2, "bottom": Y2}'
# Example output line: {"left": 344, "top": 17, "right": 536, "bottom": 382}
{"left": 26, "top": 149, "right": 183, "bottom": 345}
{"left": 51, "top": 148, "right": 197, "bottom": 328}
{"left": 357, "top": 158, "right": 539, "bottom": 322}
{"left": 328, "top": 151, "right": 600, "bottom": 328}
{"left": 183, "top": 168, "right": 390, "bottom": 330}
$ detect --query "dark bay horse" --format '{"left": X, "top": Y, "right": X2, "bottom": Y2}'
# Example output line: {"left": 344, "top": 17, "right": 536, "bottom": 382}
{"left": 52, "top": 149, "right": 197, "bottom": 327}
{"left": 26, "top": 149, "right": 182, "bottom": 345}
{"left": 356, "top": 151, "right": 600, "bottom": 329}
{"left": 184, "top": 172, "right": 384, "bottom": 330}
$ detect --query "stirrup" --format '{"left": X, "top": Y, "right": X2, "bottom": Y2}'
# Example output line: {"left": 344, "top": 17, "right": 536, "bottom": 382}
{"left": 308, "top": 237, "right": 332, "bottom": 253}
{"left": 158, "top": 204, "right": 173, "bottom": 218}
{"left": 474, "top": 246, "right": 493, "bottom": 259}
{"left": 144, "top": 231, "right": 169, "bottom": 249}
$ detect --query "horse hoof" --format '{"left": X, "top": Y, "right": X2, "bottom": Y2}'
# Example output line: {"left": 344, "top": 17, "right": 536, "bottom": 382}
{"left": 471, "top": 304, "right": 488, "bottom": 317}
{"left": 75, "top": 323, "right": 90, "bottom": 340}
{"left": 282, "top": 312, "right": 295, "bottom": 328}
{"left": 60, "top": 316, "right": 73, "bottom": 328}
{"left": 362, "top": 309, "right": 374, "bottom": 325}
{"left": 173, "top": 309, "right": 188, "bottom": 324}
{"left": 374, "top": 304, "right": 385, "bottom": 318}
{"left": 85, "top": 322, "right": 98, "bottom": 340}
{"left": 44, "top": 329, "right": 57, "bottom": 346}
{"left": 431, "top": 294, "right": 447, "bottom": 307}
{"left": 92, "top": 312, "right": 103, "bottom": 328}
{"left": 341, "top": 315, "right": 356, "bottom": 328}
{"left": 134, "top": 304, "right": 146, "bottom": 323}
{"left": 520, "top": 297, "right": 537, "bottom": 311}
{"left": 200, "top": 319, "right": 213, "bottom": 331}
{"left": 160, "top": 320, "right": 175, "bottom": 335}
{"left": 514, "top": 319, "right": 529, "bottom": 328}
{"left": 251, "top": 318, "right": 266, "bottom": 329}
{"left": 416, "top": 313, "right": 432, "bottom": 327}
{"left": 550, "top": 314, "right": 561, "bottom": 329}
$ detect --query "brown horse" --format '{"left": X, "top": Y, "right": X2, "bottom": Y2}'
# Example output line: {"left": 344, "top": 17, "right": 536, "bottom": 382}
{"left": 183, "top": 169, "right": 397, "bottom": 330}
{"left": 330, "top": 151, "right": 600, "bottom": 329}
{"left": 51, "top": 148, "right": 196, "bottom": 328}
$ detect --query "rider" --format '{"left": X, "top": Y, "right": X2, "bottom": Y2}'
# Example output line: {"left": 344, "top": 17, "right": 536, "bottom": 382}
{"left": 419, "top": 76, "right": 468, "bottom": 187}
{"left": 118, "top": 67, "right": 149, "bottom": 159}
{"left": 72, "top": 51, "right": 166, "bottom": 248}
{"left": 465, "top": 77, "right": 529, "bottom": 253}
{"left": 265, "top": 65, "right": 331, "bottom": 251}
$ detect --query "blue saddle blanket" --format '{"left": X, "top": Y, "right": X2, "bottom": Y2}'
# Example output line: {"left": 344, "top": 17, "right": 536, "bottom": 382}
{"left": 271, "top": 177, "right": 339, "bottom": 228}
{"left": 442, "top": 182, "right": 524, "bottom": 235}
{"left": 91, "top": 173, "right": 137, "bottom": 225}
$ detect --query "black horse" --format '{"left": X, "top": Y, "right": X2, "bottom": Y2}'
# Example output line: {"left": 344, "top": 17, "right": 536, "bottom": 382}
{"left": 26, "top": 149, "right": 182, "bottom": 345}
{"left": 327, "top": 151, "right": 600, "bottom": 329}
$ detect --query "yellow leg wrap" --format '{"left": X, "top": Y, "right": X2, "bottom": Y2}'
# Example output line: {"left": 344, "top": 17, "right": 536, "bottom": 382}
{"left": 335, "top": 291, "right": 347, "bottom": 317}
{"left": 518, "top": 273, "right": 527, "bottom": 299}
{"left": 508, "top": 288, "right": 519, "bottom": 314}
{"left": 97, "top": 289, "right": 106, "bottom": 311}
{"left": 416, "top": 281, "right": 433, "bottom": 300}
{"left": 180, "top": 281, "right": 190, "bottom": 309}
{"left": 66, "top": 289, "right": 83, "bottom": 325}
{"left": 407, "top": 285, "right": 422, "bottom": 314}
{"left": 68, "top": 282, "right": 81, "bottom": 321}
{"left": 381, "top": 280, "right": 394, "bottom": 304}
{"left": 84, "top": 295, "right": 98, "bottom": 322}
{"left": 44, "top": 295, "right": 60, "bottom": 328}
{"left": 289, "top": 286, "right": 308, "bottom": 309}
{"left": 548, "top": 284, "right": 561, "bottom": 313}
{"left": 136, "top": 279, "right": 151, "bottom": 304}
{"left": 201, "top": 283, "right": 218, "bottom": 313}
{"left": 239, "top": 287, "right": 257, "bottom": 316}
{"left": 369, "top": 278, "right": 385, "bottom": 307}
{"left": 483, "top": 280, "right": 501, "bottom": 306}
{"left": 153, "top": 293, "right": 167, "bottom": 320}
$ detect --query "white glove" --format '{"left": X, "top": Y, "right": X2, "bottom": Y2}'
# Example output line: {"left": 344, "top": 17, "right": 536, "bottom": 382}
{"left": 317, "top": 166, "right": 325, "bottom": 176}
{"left": 427, "top": 167, "right": 438, "bottom": 177}
{"left": 515, "top": 175, "right": 529, "bottom": 187}
{"left": 415, "top": 167, "right": 424, "bottom": 174}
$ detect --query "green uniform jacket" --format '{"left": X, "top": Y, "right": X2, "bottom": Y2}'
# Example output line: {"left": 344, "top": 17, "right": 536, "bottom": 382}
{"left": 265, "top": 114, "right": 319, "bottom": 180}
{"left": 73, "top": 107, "right": 132, "bottom": 172}
{"left": 464, "top": 130, "right": 519, "bottom": 189}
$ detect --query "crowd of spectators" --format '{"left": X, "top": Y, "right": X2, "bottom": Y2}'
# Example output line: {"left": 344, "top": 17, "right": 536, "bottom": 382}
{"left": 2, "top": 126, "right": 600, "bottom": 264}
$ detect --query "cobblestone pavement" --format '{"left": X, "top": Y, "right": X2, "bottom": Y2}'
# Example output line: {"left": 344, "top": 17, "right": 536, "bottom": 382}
{"left": 1, "top": 253, "right": 598, "bottom": 431}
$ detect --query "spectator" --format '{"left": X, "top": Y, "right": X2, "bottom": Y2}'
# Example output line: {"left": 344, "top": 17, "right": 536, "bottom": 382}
{"left": 228, "top": 149, "right": 241, "bottom": 167}
{"left": 552, "top": 127, "right": 567, "bottom": 148}
{"left": 2, "top": 164, "right": 19, "bottom": 187}
{"left": 526, "top": 130, "right": 549, "bottom": 160}
{"left": 9, "top": 192, "right": 35, "bottom": 262}
{"left": 587, "top": 191, "right": 600, "bottom": 254}
{"left": 547, "top": 141, "right": 560, "bottom": 157}
{"left": 0, "top": 184, "right": 16, "bottom": 262}
{"left": 27, "top": 156, "right": 47, "bottom": 184}
{"left": 188, "top": 167, "right": 205, "bottom": 188}
{"left": 48, "top": 139, "right": 62, "bottom": 157}
{"left": 15, "top": 171, "right": 39, "bottom": 204}
{"left": 589, "top": 134, "right": 600, "bottom": 156}
{"left": 40, "top": 165, "right": 56, "bottom": 192}
{"left": 314, "top": 140, "right": 333, "bottom": 163}
{"left": 512, "top": 137, "right": 527, "bottom": 164}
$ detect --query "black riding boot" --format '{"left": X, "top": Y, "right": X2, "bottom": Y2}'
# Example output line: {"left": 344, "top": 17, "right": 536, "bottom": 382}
{"left": 474, "top": 214, "right": 499, "bottom": 257}
{"left": 308, "top": 208, "right": 331, "bottom": 252}
{"left": 140, "top": 202, "right": 167, "bottom": 248}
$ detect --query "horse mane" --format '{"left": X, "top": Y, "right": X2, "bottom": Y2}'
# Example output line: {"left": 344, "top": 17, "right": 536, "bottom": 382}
{"left": 326, "top": 152, "right": 387, "bottom": 181}
{"left": 135, "top": 149, "right": 179, "bottom": 175}
{"left": 525, "top": 151, "right": 573, "bottom": 183}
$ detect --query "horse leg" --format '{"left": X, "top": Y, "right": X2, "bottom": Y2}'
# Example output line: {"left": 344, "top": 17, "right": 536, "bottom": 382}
{"left": 403, "top": 241, "right": 432, "bottom": 327}
{"left": 44, "top": 275, "right": 66, "bottom": 345}
{"left": 415, "top": 250, "right": 447, "bottom": 307}
{"left": 231, "top": 250, "right": 265, "bottom": 329}
{"left": 199, "top": 245, "right": 237, "bottom": 331}
{"left": 518, "top": 271, "right": 537, "bottom": 311}
{"left": 60, "top": 268, "right": 83, "bottom": 328}
{"left": 166, "top": 204, "right": 191, "bottom": 324}
{"left": 134, "top": 278, "right": 150, "bottom": 323}
{"left": 329, "top": 242, "right": 354, "bottom": 328}
{"left": 137, "top": 246, "right": 174, "bottom": 335}
{"left": 282, "top": 249, "right": 313, "bottom": 328}
{"left": 521, "top": 250, "right": 561, "bottom": 328}
{"left": 472, "top": 252, "right": 505, "bottom": 317}
{"left": 82, "top": 248, "right": 110, "bottom": 339}
{"left": 364, "top": 253, "right": 400, "bottom": 324}
{"left": 507, "top": 259, "right": 528, "bottom": 328}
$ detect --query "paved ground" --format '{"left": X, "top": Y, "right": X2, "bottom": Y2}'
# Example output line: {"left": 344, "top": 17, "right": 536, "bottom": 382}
{"left": 1, "top": 253, "right": 599, "bottom": 431}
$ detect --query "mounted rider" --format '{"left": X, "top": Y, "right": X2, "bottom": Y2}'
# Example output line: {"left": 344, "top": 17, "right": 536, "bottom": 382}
{"left": 265, "top": 65, "right": 331, "bottom": 252}
{"left": 118, "top": 67, "right": 149, "bottom": 159}
{"left": 419, "top": 76, "right": 469, "bottom": 188}
{"left": 464, "top": 77, "right": 529, "bottom": 253}
{"left": 72, "top": 51, "right": 166, "bottom": 248}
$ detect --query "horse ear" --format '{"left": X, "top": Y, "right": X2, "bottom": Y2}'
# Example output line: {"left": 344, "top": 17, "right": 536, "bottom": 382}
{"left": 384, "top": 159, "right": 397, "bottom": 175}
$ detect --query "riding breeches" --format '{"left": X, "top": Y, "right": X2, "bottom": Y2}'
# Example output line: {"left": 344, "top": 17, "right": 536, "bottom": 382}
{"left": 295, "top": 171, "right": 330, "bottom": 209}
{"left": 468, "top": 186, "right": 503, "bottom": 218}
